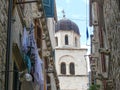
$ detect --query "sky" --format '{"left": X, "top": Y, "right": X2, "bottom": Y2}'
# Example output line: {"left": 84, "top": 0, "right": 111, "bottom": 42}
{"left": 56, "top": 0, "right": 91, "bottom": 71}
{"left": 56, "top": 0, "right": 92, "bottom": 47}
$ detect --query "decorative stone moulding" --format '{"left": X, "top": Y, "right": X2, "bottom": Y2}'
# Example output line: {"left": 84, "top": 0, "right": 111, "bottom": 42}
{"left": 42, "top": 25, "right": 47, "bottom": 30}
{"left": 47, "top": 46, "right": 52, "bottom": 51}
{"left": 46, "top": 51, "right": 50, "bottom": 56}
{"left": 90, "top": 53, "right": 99, "bottom": 58}
{"left": 47, "top": 65, "right": 54, "bottom": 73}
{"left": 41, "top": 18, "right": 45, "bottom": 23}
{"left": 44, "top": 30, "right": 49, "bottom": 36}
{"left": 42, "top": 34, "right": 46, "bottom": 40}
{"left": 46, "top": 41, "right": 51, "bottom": 46}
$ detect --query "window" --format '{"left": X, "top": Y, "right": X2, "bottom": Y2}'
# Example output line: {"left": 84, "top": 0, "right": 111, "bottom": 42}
{"left": 69, "top": 63, "right": 75, "bottom": 75}
{"left": 55, "top": 37, "right": 58, "bottom": 46}
{"left": 61, "top": 62, "right": 66, "bottom": 74}
{"left": 65, "top": 35, "right": 68, "bottom": 45}
{"left": 75, "top": 37, "right": 77, "bottom": 47}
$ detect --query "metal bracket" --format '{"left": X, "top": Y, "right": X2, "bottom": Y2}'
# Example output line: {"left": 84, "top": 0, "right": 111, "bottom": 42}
{"left": 16, "top": 0, "right": 38, "bottom": 4}
{"left": 0, "top": 70, "right": 18, "bottom": 73}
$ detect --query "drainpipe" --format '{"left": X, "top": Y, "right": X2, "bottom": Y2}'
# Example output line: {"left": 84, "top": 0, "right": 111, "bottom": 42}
{"left": 5, "top": 0, "right": 13, "bottom": 90}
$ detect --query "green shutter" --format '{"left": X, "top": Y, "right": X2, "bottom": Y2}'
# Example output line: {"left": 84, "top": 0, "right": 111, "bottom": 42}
{"left": 43, "top": 0, "right": 54, "bottom": 17}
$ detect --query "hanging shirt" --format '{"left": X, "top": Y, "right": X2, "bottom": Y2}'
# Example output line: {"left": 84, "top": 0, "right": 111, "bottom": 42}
{"left": 23, "top": 54, "right": 31, "bottom": 73}
{"left": 28, "top": 23, "right": 44, "bottom": 89}
{"left": 22, "top": 27, "right": 28, "bottom": 53}
{"left": 21, "top": 27, "right": 32, "bottom": 73}
{"left": 33, "top": 49, "right": 44, "bottom": 90}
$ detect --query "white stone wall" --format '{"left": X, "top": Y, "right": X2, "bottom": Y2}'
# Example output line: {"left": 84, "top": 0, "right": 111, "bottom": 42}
{"left": 55, "top": 49, "right": 88, "bottom": 75}
{"left": 47, "top": 18, "right": 58, "bottom": 90}
{"left": 55, "top": 31, "right": 80, "bottom": 48}
{"left": 49, "top": 73, "right": 57, "bottom": 90}
{"left": 55, "top": 48, "right": 88, "bottom": 90}
{"left": 59, "top": 76, "right": 88, "bottom": 90}
{"left": 55, "top": 26, "right": 88, "bottom": 90}
{"left": 47, "top": 18, "right": 56, "bottom": 49}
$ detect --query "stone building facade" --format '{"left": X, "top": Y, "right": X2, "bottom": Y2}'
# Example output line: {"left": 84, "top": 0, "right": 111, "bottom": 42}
{"left": 55, "top": 18, "right": 89, "bottom": 90}
{"left": 0, "top": 0, "right": 59, "bottom": 90}
{"left": 0, "top": 0, "right": 8, "bottom": 89}
{"left": 89, "top": 0, "right": 120, "bottom": 90}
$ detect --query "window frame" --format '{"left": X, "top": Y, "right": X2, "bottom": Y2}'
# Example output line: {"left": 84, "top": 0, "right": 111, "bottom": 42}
{"left": 69, "top": 62, "right": 75, "bottom": 75}
{"left": 75, "top": 37, "right": 77, "bottom": 47}
{"left": 60, "top": 62, "right": 66, "bottom": 74}
{"left": 55, "top": 37, "right": 58, "bottom": 46}
{"left": 65, "top": 35, "right": 69, "bottom": 45}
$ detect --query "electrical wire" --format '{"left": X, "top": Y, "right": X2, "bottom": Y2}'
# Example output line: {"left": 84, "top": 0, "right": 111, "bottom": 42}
{"left": 58, "top": 16, "right": 89, "bottom": 21}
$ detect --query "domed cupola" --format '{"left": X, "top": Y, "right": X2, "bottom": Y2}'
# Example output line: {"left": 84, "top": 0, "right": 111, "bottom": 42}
{"left": 55, "top": 19, "right": 80, "bottom": 35}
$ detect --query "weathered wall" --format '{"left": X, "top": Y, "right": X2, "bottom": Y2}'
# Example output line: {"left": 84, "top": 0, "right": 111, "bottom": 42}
{"left": 0, "top": 0, "right": 8, "bottom": 89}
{"left": 90, "top": 0, "right": 120, "bottom": 90}
{"left": 55, "top": 31, "right": 80, "bottom": 48}
{"left": 103, "top": 0, "right": 120, "bottom": 90}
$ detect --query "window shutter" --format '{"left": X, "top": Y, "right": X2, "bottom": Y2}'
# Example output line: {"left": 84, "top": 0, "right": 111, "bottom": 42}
{"left": 43, "top": 0, "right": 54, "bottom": 17}
{"left": 12, "top": 43, "right": 27, "bottom": 72}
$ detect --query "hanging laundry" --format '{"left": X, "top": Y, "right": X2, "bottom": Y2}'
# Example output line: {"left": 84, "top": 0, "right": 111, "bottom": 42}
{"left": 29, "top": 24, "right": 44, "bottom": 90}
{"left": 31, "top": 47, "right": 44, "bottom": 90}
{"left": 27, "top": 23, "right": 37, "bottom": 56}
{"left": 26, "top": 23, "right": 37, "bottom": 81}
{"left": 23, "top": 54, "right": 31, "bottom": 73}
{"left": 34, "top": 53, "right": 44, "bottom": 90}
{"left": 27, "top": 23, "right": 37, "bottom": 74}
{"left": 27, "top": 23, "right": 44, "bottom": 89}
{"left": 22, "top": 27, "right": 28, "bottom": 53}
{"left": 21, "top": 27, "right": 32, "bottom": 73}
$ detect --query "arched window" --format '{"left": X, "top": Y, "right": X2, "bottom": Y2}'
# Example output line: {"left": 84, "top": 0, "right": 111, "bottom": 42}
{"left": 55, "top": 37, "right": 58, "bottom": 46}
{"left": 69, "top": 63, "right": 75, "bottom": 75}
{"left": 75, "top": 37, "right": 77, "bottom": 47}
{"left": 61, "top": 62, "right": 66, "bottom": 74}
{"left": 65, "top": 35, "right": 68, "bottom": 45}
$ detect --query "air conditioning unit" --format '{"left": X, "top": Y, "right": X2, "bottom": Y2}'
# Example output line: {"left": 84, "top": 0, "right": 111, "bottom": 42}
{"left": 90, "top": 59, "right": 97, "bottom": 66}
{"left": 98, "top": 48, "right": 111, "bottom": 55}
{"left": 91, "top": 66, "right": 97, "bottom": 71}
{"left": 94, "top": 72, "right": 109, "bottom": 80}
{"left": 90, "top": 55, "right": 98, "bottom": 67}
{"left": 92, "top": 39, "right": 98, "bottom": 44}
{"left": 94, "top": 73, "right": 103, "bottom": 80}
